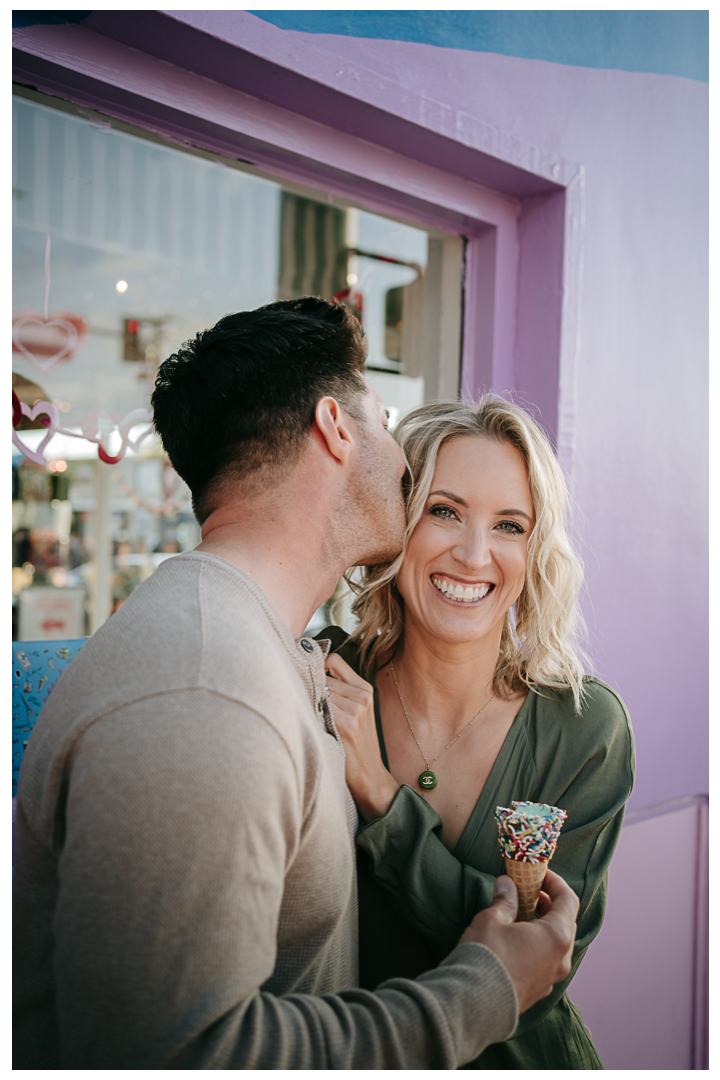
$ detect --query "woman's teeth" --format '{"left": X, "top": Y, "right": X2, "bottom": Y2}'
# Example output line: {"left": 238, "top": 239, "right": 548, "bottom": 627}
{"left": 430, "top": 576, "right": 491, "bottom": 603}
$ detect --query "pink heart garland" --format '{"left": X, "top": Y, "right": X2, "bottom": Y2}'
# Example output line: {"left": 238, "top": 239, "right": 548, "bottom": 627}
{"left": 11, "top": 394, "right": 154, "bottom": 467}
{"left": 76, "top": 408, "right": 154, "bottom": 464}
{"left": 12, "top": 389, "right": 23, "bottom": 429}
{"left": 12, "top": 308, "right": 89, "bottom": 376}
{"left": 11, "top": 398, "right": 61, "bottom": 465}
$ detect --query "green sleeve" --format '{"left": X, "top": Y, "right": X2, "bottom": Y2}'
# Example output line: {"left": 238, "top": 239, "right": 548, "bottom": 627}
{"left": 357, "top": 679, "right": 635, "bottom": 1033}
{"left": 358, "top": 784, "right": 497, "bottom": 944}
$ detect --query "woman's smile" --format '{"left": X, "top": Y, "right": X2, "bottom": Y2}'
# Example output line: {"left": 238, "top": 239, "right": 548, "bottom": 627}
{"left": 396, "top": 434, "right": 535, "bottom": 644}
{"left": 429, "top": 574, "right": 495, "bottom": 604}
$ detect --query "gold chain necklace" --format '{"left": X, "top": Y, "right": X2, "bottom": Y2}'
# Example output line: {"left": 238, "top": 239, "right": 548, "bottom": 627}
{"left": 389, "top": 662, "right": 495, "bottom": 792}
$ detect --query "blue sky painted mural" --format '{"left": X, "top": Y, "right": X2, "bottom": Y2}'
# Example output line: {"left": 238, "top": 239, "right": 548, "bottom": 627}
{"left": 12, "top": 11, "right": 708, "bottom": 81}
{"left": 248, "top": 10, "right": 709, "bottom": 82}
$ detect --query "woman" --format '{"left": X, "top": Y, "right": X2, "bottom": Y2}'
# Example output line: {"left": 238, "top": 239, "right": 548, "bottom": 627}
{"left": 320, "top": 396, "right": 634, "bottom": 1070}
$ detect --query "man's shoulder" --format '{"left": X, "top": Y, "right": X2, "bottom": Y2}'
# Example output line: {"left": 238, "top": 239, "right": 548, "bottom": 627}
{"left": 47, "top": 553, "right": 287, "bottom": 701}
{"left": 18, "top": 557, "right": 328, "bottom": 838}
{"left": 26, "top": 554, "right": 312, "bottom": 774}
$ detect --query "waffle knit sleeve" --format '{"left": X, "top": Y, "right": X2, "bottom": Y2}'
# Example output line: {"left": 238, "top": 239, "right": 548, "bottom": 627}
{"left": 31, "top": 689, "right": 517, "bottom": 1068}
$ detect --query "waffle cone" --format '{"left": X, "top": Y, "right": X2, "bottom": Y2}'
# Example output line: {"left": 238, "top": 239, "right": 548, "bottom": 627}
{"left": 504, "top": 858, "right": 548, "bottom": 922}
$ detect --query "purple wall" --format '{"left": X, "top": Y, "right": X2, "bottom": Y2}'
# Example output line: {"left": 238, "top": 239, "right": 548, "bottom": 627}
{"left": 282, "top": 31, "right": 708, "bottom": 813}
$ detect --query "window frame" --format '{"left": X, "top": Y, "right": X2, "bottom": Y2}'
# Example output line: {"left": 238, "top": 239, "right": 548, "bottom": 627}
{"left": 13, "top": 16, "right": 584, "bottom": 473}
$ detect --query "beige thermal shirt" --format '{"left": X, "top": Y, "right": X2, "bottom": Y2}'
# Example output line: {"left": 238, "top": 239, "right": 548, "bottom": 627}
{"left": 13, "top": 552, "right": 517, "bottom": 1069}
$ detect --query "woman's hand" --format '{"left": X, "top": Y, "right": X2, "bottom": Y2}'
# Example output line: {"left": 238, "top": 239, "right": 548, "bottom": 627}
{"left": 324, "top": 653, "right": 400, "bottom": 824}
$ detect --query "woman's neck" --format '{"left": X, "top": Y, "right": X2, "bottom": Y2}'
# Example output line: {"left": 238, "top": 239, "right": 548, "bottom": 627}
{"left": 385, "top": 618, "right": 504, "bottom": 728}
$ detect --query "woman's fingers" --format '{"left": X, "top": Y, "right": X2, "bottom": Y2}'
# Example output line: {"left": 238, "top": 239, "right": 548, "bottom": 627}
{"left": 324, "top": 660, "right": 399, "bottom": 823}
{"left": 324, "top": 676, "right": 374, "bottom": 737}
{"left": 324, "top": 658, "right": 374, "bottom": 724}
{"left": 324, "top": 652, "right": 354, "bottom": 680}
{"left": 325, "top": 653, "right": 373, "bottom": 693}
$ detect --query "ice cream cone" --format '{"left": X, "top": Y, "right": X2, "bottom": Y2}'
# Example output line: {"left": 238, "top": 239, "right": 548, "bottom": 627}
{"left": 504, "top": 858, "right": 548, "bottom": 921}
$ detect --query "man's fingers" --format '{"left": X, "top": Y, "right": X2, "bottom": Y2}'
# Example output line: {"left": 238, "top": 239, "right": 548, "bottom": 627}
{"left": 488, "top": 875, "right": 518, "bottom": 923}
{"left": 535, "top": 869, "right": 578, "bottom": 962}
{"left": 535, "top": 890, "right": 552, "bottom": 918}
{"left": 541, "top": 869, "right": 580, "bottom": 921}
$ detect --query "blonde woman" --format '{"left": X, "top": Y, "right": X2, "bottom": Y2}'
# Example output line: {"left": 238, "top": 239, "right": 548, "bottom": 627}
{"left": 320, "top": 396, "right": 634, "bottom": 1070}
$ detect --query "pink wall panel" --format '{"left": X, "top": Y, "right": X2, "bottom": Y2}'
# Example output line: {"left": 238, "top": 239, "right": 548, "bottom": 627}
{"left": 569, "top": 800, "right": 708, "bottom": 1069}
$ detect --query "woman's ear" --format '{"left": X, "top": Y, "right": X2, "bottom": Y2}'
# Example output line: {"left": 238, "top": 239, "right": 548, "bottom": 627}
{"left": 314, "top": 396, "right": 353, "bottom": 464}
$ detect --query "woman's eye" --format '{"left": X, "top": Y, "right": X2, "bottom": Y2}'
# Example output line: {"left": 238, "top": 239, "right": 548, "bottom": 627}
{"left": 429, "top": 504, "right": 457, "bottom": 520}
{"left": 496, "top": 520, "right": 525, "bottom": 535}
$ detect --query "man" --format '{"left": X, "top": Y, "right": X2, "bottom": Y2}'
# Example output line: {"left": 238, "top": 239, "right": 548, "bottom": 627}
{"left": 13, "top": 298, "right": 578, "bottom": 1068}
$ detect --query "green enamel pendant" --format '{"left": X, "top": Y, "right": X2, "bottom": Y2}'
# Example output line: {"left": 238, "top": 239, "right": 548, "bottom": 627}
{"left": 419, "top": 770, "right": 438, "bottom": 791}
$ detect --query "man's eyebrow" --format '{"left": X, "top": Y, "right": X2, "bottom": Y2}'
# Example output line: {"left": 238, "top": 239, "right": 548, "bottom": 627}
{"left": 429, "top": 491, "right": 532, "bottom": 521}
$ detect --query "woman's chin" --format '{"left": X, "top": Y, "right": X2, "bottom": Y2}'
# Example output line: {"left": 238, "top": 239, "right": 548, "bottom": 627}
{"left": 409, "top": 605, "right": 502, "bottom": 647}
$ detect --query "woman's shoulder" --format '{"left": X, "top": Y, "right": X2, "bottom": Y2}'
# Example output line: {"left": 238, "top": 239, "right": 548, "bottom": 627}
{"left": 527, "top": 676, "right": 634, "bottom": 753}
{"left": 530, "top": 676, "right": 628, "bottom": 719}
{"left": 525, "top": 677, "right": 635, "bottom": 805}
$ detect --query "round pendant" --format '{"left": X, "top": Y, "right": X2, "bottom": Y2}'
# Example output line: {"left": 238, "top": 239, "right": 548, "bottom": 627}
{"left": 419, "top": 770, "right": 438, "bottom": 791}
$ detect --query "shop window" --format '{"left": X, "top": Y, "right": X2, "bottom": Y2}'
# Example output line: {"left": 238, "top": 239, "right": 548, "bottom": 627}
{"left": 12, "top": 91, "right": 463, "bottom": 639}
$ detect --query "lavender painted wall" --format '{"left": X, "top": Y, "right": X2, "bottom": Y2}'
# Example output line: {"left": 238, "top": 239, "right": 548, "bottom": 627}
{"left": 269, "top": 29, "right": 709, "bottom": 815}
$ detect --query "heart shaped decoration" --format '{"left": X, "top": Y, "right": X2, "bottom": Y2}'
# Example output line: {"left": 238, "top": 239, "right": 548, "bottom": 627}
{"left": 12, "top": 308, "right": 89, "bottom": 376}
{"left": 11, "top": 397, "right": 61, "bottom": 465}
{"left": 12, "top": 389, "right": 23, "bottom": 429}
{"left": 11, "top": 395, "right": 154, "bottom": 467}
{"left": 79, "top": 408, "right": 154, "bottom": 464}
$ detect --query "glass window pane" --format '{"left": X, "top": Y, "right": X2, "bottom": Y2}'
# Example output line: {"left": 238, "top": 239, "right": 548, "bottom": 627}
{"left": 12, "top": 91, "right": 463, "bottom": 639}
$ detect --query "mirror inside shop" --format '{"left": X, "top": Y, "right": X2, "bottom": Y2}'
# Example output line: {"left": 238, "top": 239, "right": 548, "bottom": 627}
{"left": 12, "top": 91, "right": 463, "bottom": 642}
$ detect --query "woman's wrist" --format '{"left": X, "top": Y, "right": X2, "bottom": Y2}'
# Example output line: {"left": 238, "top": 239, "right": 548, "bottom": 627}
{"left": 354, "top": 773, "right": 400, "bottom": 825}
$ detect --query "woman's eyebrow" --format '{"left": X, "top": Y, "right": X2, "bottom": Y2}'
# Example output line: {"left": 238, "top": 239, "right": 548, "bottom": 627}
{"left": 498, "top": 507, "right": 532, "bottom": 521}
{"left": 431, "top": 492, "right": 533, "bottom": 520}
{"left": 429, "top": 490, "right": 532, "bottom": 522}
{"left": 428, "top": 489, "right": 468, "bottom": 506}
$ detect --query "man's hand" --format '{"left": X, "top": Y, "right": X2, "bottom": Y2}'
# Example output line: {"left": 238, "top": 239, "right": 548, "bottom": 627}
{"left": 460, "top": 869, "right": 578, "bottom": 1014}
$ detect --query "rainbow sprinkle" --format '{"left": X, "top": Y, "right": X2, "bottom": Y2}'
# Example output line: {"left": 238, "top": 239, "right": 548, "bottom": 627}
{"left": 495, "top": 801, "right": 567, "bottom": 863}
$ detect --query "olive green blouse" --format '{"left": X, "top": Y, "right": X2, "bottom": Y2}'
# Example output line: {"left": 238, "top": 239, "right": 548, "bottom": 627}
{"left": 320, "top": 628, "right": 635, "bottom": 1071}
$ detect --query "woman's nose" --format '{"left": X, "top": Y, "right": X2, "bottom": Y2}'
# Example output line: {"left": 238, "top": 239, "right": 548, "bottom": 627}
{"left": 452, "top": 526, "right": 492, "bottom": 570}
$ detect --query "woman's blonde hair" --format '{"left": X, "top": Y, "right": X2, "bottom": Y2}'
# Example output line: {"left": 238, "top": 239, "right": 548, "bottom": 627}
{"left": 347, "top": 395, "right": 589, "bottom": 710}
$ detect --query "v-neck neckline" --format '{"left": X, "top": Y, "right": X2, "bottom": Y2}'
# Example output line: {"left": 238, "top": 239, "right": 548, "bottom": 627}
{"left": 369, "top": 664, "right": 534, "bottom": 857}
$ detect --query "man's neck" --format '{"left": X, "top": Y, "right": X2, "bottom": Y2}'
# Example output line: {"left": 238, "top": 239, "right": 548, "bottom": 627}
{"left": 196, "top": 492, "right": 344, "bottom": 639}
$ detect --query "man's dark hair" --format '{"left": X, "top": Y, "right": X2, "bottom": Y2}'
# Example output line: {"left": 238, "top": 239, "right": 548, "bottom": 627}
{"left": 151, "top": 297, "right": 368, "bottom": 523}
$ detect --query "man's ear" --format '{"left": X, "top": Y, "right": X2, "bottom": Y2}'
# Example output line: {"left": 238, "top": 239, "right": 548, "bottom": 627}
{"left": 314, "top": 397, "right": 354, "bottom": 465}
